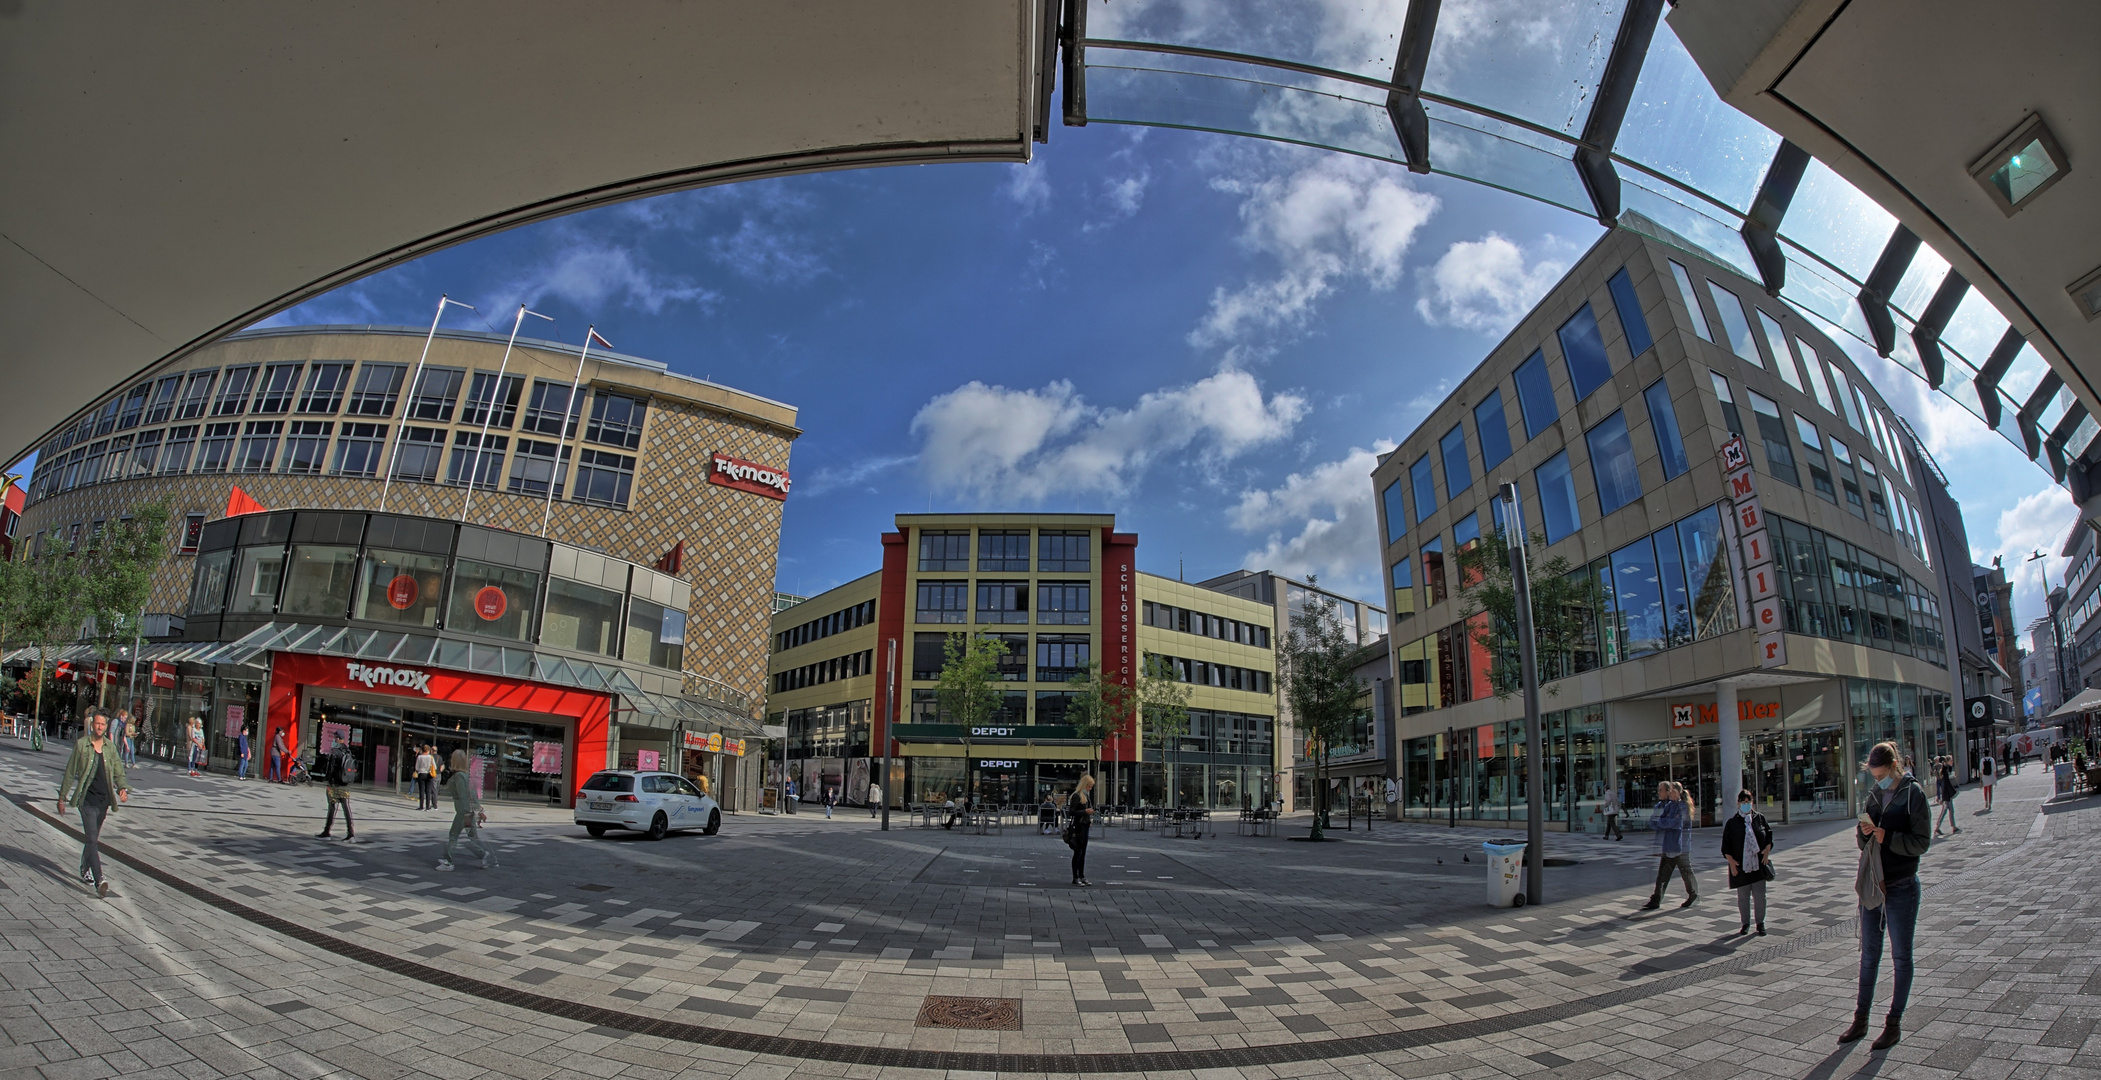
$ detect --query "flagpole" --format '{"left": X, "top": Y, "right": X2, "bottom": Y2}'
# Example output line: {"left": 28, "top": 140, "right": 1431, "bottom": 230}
{"left": 542, "top": 327, "right": 603, "bottom": 536}
{"left": 379, "top": 294, "right": 474, "bottom": 512}
{"left": 461, "top": 305, "right": 552, "bottom": 523}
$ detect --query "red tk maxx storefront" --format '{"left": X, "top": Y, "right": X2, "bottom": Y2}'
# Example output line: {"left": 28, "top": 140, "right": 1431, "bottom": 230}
{"left": 265, "top": 651, "right": 611, "bottom": 807}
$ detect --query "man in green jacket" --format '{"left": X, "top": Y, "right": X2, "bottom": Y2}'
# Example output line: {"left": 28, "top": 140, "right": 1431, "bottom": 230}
{"left": 56, "top": 710, "right": 129, "bottom": 898}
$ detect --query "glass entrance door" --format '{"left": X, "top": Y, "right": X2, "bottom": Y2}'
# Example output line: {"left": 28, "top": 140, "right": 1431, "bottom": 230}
{"left": 1747, "top": 732, "right": 1787, "bottom": 821}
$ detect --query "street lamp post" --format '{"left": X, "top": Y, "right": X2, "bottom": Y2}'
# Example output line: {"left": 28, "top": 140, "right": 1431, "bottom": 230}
{"left": 1500, "top": 482, "right": 1546, "bottom": 905}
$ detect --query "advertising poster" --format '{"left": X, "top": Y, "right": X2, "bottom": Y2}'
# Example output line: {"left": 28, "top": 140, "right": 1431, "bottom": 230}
{"left": 532, "top": 741, "right": 563, "bottom": 774}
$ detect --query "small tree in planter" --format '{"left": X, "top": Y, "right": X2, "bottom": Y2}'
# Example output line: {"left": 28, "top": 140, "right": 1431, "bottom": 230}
{"left": 1277, "top": 577, "right": 1362, "bottom": 841}
{"left": 934, "top": 632, "right": 1008, "bottom": 804}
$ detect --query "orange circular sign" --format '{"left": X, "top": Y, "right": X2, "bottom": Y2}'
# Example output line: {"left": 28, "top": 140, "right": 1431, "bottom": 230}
{"left": 386, "top": 575, "right": 418, "bottom": 610}
{"left": 473, "top": 585, "right": 508, "bottom": 621}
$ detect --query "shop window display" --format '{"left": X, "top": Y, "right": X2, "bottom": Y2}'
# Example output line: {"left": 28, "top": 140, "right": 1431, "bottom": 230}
{"left": 279, "top": 545, "right": 359, "bottom": 618}
{"left": 623, "top": 599, "right": 687, "bottom": 670}
{"left": 354, "top": 548, "right": 447, "bottom": 627}
{"left": 446, "top": 558, "right": 539, "bottom": 642}
{"left": 228, "top": 546, "right": 286, "bottom": 614}
{"left": 542, "top": 578, "right": 624, "bottom": 656}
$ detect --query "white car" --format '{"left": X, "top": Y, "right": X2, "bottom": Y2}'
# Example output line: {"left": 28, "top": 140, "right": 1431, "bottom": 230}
{"left": 575, "top": 770, "right": 720, "bottom": 839}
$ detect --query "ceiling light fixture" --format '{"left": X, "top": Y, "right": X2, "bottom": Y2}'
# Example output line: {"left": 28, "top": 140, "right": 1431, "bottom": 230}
{"left": 1969, "top": 113, "right": 2069, "bottom": 217}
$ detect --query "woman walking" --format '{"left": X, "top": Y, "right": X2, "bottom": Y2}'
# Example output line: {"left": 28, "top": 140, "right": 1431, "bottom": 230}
{"left": 56, "top": 711, "right": 129, "bottom": 898}
{"left": 1933, "top": 757, "right": 1961, "bottom": 837}
{"left": 436, "top": 749, "right": 496, "bottom": 870}
{"left": 1600, "top": 786, "right": 1624, "bottom": 841}
{"left": 1841, "top": 742, "right": 1932, "bottom": 1051}
{"left": 1068, "top": 774, "right": 1095, "bottom": 887}
{"left": 1722, "top": 788, "right": 1773, "bottom": 935}
{"left": 1641, "top": 781, "right": 1698, "bottom": 910}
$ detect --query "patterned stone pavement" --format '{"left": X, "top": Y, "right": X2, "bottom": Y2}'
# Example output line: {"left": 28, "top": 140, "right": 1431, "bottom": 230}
{"left": 2, "top": 740, "right": 2094, "bottom": 1079}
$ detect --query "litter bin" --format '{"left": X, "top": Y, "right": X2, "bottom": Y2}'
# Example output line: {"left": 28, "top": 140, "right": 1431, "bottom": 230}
{"left": 1484, "top": 839, "right": 1527, "bottom": 907}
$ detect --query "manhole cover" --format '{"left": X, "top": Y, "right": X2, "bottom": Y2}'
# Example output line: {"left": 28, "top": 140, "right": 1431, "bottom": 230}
{"left": 916, "top": 995, "right": 1022, "bottom": 1030}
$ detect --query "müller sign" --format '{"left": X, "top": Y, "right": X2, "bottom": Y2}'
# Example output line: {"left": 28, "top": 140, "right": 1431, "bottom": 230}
{"left": 709, "top": 453, "right": 791, "bottom": 500}
{"left": 346, "top": 662, "right": 433, "bottom": 695}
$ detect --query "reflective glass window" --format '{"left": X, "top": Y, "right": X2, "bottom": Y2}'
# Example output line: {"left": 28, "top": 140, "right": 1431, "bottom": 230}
{"left": 229, "top": 546, "right": 286, "bottom": 614}
{"left": 918, "top": 530, "right": 970, "bottom": 571}
{"left": 213, "top": 366, "right": 260, "bottom": 416}
{"left": 1585, "top": 411, "right": 1642, "bottom": 515}
{"left": 1512, "top": 350, "right": 1559, "bottom": 439}
{"left": 1535, "top": 451, "right": 1581, "bottom": 543}
{"left": 447, "top": 431, "right": 506, "bottom": 489}
{"left": 1669, "top": 261, "right": 1713, "bottom": 342}
{"left": 542, "top": 578, "right": 624, "bottom": 656}
{"left": 1557, "top": 304, "right": 1613, "bottom": 400}
{"left": 1677, "top": 506, "right": 1738, "bottom": 638}
{"left": 1474, "top": 391, "right": 1513, "bottom": 470}
{"left": 1381, "top": 479, "right": 1407, "bottom": 544}
{"left": 391, "top": 426, "right": 445, "bottom": 484}
{"left": 572, "top": 449, "right": 634, "bottom": 509}
{"left": 1757, "top": 311, "right": 1802, "bottom": 391}
{"left": 331, "top": 423, "right": 387, "bottom": 478}
{"left": 1643, "top": 379, "right": 1689, "bottom": 480}
{"left": 346, "top": 364, "right": 407, "bottom": 417}
{"left": 977, "top": 530, "right": 1030, "bottom": 572}
{"left": 460, "top": 372, "right": 523, "bottom": 428}
{"left": 1607, "top": 268, "right": 1653, "bottom": 357}
{"left": 1410, "top": 454, "right": 1436, "bottom": 523}
{"left": 280, "top": 545, "right": 359, "bottom": 619}
{"left": 624, "top": 598, "right": 687, "bottom": 670}
{"left": 1390, "top": 557, "right": 1414, "bottom": 621}
{"left": 1038, "top": 530, "right": 1091, "bottom": 571}
{"left": 1798, "top": 338, "right": 1837, "bottom": 412}
{"left": 405, "top": 367, "right": 465, "bottom": 422}
{"left": 299, "top": 363, "right": 350, "bottom": 414}
{"left": 1746, "top": 390, "right": 1799, "bottom": 487}
{"left": 1440, "top": 423, "right": 1472, "bottom": 498}
{"left": 354, "top": 548, "right": 447, "bottom": 628}
{"left": 1706, "top": 281, "right": 1762, "bottom": 366}
{"left": 1795, "top": 414, "right": 1837, "bottom": 502}
{"left": 116, "top": 384, "right": 150, "bottom": 429}
{"left": 585, "top": 393, "right": 646, "bottom": 450}
{"left": 1710, "top": 370, "right": 1744, "bottom": 436}
{"left": 447, "top": 559, "right": 538, "bottom": 642}
{"left": 1610, "top": 536, "right": 1664, "bottom": 658}
{"left": 253, "top": 364, "right": 302, "bottom": 414}
{"left": 188, "top": 549, "right": 233, "bottom": 615}
{"left": 281, "top": 421, "right": 332, "bottom": 475}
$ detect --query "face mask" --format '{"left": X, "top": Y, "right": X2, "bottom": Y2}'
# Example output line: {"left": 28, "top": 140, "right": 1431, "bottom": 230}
{"left": 1739, "top": 803, "right": 1753, "bottom": 815}
{"left": 1876, "top": 774, "right": 1895, "bottom": 790}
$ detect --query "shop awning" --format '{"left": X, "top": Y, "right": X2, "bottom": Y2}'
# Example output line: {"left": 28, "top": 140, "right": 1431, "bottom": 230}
{"left": 1, "top": 639, "right": 252, "bottom": 669}
{"left": 2048, "top": 687, "right": 2101, "bottom": 718}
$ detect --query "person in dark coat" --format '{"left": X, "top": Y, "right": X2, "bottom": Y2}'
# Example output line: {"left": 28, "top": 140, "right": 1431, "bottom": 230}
{"left": 1721, "top": 787, "right": 1773, "bottom": 936}
{"left": 1840, "top": 742, "right": 1933, "bottom": 1051}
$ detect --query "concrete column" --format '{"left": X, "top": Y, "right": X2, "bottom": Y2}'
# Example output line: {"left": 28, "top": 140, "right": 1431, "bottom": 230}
{"left": 1716, "top": 679, "right": 1741, "bottom": 817}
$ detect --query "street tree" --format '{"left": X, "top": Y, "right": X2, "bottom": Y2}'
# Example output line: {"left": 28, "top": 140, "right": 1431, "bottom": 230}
{"left": 1062, "top": 660, "right": 1132, "bottom": 789}
{"left": 13, "top": 546, "right": 87, "bottom": 732}
{"left": 934, "top": 631, "right": 1008, "bottom": 803}
{"left": 1137, "top": 655, "right": 1191, "bottom": 807}
{"left": 1277, "top": 576, "right": 1362, "bottom": 841}
{"left": 1453, "top": 528, "right": 1601, "bottom": 695}
{"left": 80, "top": 501, "right": 174, "bottom": 708}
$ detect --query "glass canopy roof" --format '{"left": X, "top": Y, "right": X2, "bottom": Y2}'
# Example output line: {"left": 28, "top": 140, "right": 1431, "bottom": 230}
{"left": 1073, "top": 0, "right": 2089, "bottom": 481}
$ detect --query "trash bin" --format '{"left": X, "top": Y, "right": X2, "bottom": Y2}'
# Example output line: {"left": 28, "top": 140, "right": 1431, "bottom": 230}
{"left": 1483, "top": 840, "right": 1527, "bottom": 907}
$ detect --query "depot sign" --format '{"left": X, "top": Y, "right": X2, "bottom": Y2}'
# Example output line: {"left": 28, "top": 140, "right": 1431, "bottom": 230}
{"left": 709, "top": 453, "right": 790, "bottom": 500}
{"left": 1670, "top": 700, "right": 1779, "bottom": 728}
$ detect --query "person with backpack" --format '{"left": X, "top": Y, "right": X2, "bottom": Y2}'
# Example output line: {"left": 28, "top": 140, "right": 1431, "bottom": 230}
{"left": 1978, "top": 751, "right": 1996, "bottom": 812}
{"left": 314, "top": 734, "right": 360, "bottom": 842}
{"left": 1839, "top": 743, "right": 1933, "bottom": 1051}
{"left": 1934, "top": 757, "right": 1961, "bottom": 837}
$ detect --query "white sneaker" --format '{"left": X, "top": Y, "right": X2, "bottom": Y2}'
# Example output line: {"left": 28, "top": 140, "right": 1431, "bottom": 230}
{"left": 435, "top": 861, "right": 454, "bottom": 871}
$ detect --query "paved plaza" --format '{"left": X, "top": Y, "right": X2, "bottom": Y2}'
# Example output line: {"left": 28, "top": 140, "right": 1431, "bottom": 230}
{"left": 2, "top": 742, "right": 2096, "bottom": 1079}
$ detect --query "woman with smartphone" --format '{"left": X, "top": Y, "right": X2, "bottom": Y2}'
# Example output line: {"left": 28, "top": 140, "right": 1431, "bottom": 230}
{"left": 1841, "top": 742, "right": 1932, "bottom": 1051}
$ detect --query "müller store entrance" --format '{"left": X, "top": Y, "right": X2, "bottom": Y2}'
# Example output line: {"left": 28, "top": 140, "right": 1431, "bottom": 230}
{"left": 267, "top": 651, "right": 610, "bottom": 806}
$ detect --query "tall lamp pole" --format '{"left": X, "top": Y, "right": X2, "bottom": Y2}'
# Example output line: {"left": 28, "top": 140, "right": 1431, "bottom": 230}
{"left": 881, "top": 637, "right": 895, "bottom": 831}
{"left": 1500, "top": 482, "right": 1546, "bottom": 905}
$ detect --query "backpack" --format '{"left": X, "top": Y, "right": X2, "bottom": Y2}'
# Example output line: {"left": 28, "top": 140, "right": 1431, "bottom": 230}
{"left": 1982, "top": 758, "right": 1994, "bottom": 777}
{"left": 329, "top": 748, "right": 359, "bottom": 786}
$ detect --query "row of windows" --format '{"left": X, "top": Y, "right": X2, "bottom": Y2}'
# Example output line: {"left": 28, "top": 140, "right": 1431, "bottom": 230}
{"left": 907, "top": 631, "right": 1093, "bottom": 683}
{"left": 33, "top": 364, "right": 647, "bottom": 508}
{"left": 914, "top": 581, "right": 1091, "bottom": 624}
{"left": 1146, "top": 653, "right": 1274, "bottom": 694}
{"left": 28, "top": 420, "right": 640, "bottom": 510}
{"left": 773, "top": 650, "right": 876, "bottom": 693}
{"left": 1139, "top": 600, "right": 1271, "bottom": 648}
{"left": 916, "top": 528, "right": 1092, "bottom": 572}
{"left": 783, "top": 700, "right": 870, "bottom": 759}
{"left": 1142, "top": 709, "right": 1278, "bottom": 757}
{"left": 775, "top": 600, "right": 876, "bottom": 653}
{"left": 1769, "top": 515, "right": 1947, "bottom": 667}
{"left": 189, "top": 542, "right": 686, "bottom": 669}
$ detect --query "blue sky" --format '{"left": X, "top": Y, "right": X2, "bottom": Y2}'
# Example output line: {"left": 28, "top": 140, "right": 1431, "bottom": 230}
{"left": 220, "top": 120, "right": 2071, "bottom": 633}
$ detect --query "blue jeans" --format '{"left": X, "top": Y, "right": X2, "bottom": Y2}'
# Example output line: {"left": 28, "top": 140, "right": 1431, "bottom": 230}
{"left": 1857, "top": 876, "right": 1919, "bottom": 1019}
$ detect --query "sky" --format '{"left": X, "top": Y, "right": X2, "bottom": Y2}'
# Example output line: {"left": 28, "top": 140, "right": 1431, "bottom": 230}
{"left": 202, "top": 119, "right": 2074, "bottom": 640}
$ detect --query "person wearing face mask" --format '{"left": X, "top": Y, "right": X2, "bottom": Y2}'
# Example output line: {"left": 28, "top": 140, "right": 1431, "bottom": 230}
{"left": 1721, "top": 787, "right": 1773, "bottom": 936}
{"left": 1841, "top": 742, "right": 1932, "bottom": 1051}
{"left": 1640, "top": 781, "right": 1697, "bottom": 910}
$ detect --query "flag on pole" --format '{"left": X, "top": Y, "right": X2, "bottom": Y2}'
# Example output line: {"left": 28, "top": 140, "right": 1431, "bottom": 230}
{"left": 225, "top": 486, "right": 267, "bottom": 517}
{"left": 588, "top": 329, "right": 614, "bottom": 351}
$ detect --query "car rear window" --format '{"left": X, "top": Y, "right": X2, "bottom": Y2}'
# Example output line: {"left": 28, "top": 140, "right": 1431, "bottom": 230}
{"left": 581, "top": 772, "right": 634, "bottom": 793}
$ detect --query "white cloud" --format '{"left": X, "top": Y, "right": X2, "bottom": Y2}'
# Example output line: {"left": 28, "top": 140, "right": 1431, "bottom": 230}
{"left": 1003, "top": 163, "right": 1052, "bottom": 213}
{"left": 910, "top": 370, "right": 1308, "bottom": 500}
{"left": 1192, "top": 154, "right": 1438, "bottom": 352}
{"left": 795, "top": 453, "right": 915, "bottom": 499}
{"left": 1230, "top": 442, "right": 1395, "bottom": 599}
{"left": 1982, "top": 485, "right": 2078, "bottom": 629}
{"left": 496, "top": 241, "right": 719, "bottom": 316}
{"left": 1414, "top": 233, "right": 1569, "bottom": 335}
{"left": 619, "top": 185, "right": 828, "bottom": 285}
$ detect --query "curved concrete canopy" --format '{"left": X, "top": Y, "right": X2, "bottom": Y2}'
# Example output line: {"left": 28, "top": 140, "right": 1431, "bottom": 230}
{"left": 0, "top": 0, "right": 1051, "bottom": 465}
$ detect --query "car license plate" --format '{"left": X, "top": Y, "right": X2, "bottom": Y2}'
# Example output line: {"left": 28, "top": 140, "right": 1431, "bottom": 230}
{"left": 589, "top": 801, "right": 612, "bottom": 811}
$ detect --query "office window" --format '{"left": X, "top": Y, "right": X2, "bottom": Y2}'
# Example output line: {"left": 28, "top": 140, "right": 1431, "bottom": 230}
{"left": 1512, "top": 350, "right": 1559, "bottom": 439}
{"left": 975, "top": 581, "right": 1029, "bottom": 623}
{"left": 77, "top": 441, "right": 109, "bottom": 486}
{"left": 1795, "top": 414, "right": 1837, "bottom": 502}
{"left": 1410, "top": 454, "right": 1437, "bottom": 523}
{"left": 1756, "top": 311, "right": 1801, "bottom": 391}
{"left": 90, "top": 398, "right": 121, "bottom": 437}
{"left": 1668, "top": 260, "right": 1713, "bottom": 342}
{"left": 1557, "top": 304, "right": 1614, "bottom": 400}
{"left": 918, "top": 530, "right": 970, "bottom": 571}
{"left": 1038, "top": 530, "right": 1091, "bottom": 571}
{"left": 1381, "top": 479, "right": 1407, "bottom": 544}
{"left": 1038, "top": 583, "right": 1091, "bottom": 624}
{"left": 331, "top": 422, "right": 387, "bottom": 478}
{"left": 116, "top": 384, "right": 149, "bottom": 430}
{"left": 1440, "top": 423, "right": 1472, "bottom": 498}
{"left": 1705, "top": 282, "right": 1762, "bottom": 366}
{"left": 405, "top": 367, "right": 465, "bottom": 422}
{"left": 1797, "top": 339, "right": 1836, "bottom": 413}
{"left": 1037, "top": 635, "right": 1090, "bottom": 681}
{"left": 460, "top": 371, "right": 523, "bottom": 428}
{"left": 446, "top": 431, "right": 507, "bottom": 489}
{"left": 1862, "top": 458, "right": 1893, "bottom": 531}
{"left": 1420, "top": 537, "right": 1446, "bottom": 606}
{"left": 195, "top": 422, "right": 238, "bottom": 473}
{"left": 1607, "top": 267, "right": 1653, "bottom": 356}
{"left": 1643, "top": 379, "right": 1689, "bottom": 480}
{"left": 916, "top": 582, "right": 968, "bottom": 624}
{"left": 1829, "top": 436, "right": 1866, "bottom": 517}
{"left": 212, "top": 366, "right": 259, "bottom": 416}
{"left": 1710, "top": 370, "right": 1744, "bottom": 436}
{"left": 346, "top": 364, "right": 407, "bottom": 416}
{"left": 144, "top": 376, "right": 182, "bottom": 425}
{"left": 1824, "top": 358, "right": 1865, "bottom": 431}
{"left": 230, "top": 420, "right": 279, "bottom": 470}
{"left": 506, "top": 438, "right": 570, "bottom": 497}
{"left": 585, "top": 392, "right": 646, "bottom": 449}
{"left": 298, "top": 362, "right": 351, "bottom": 414}
{"left": 391, "top": 426, "right": 444, "bottom": 483}
{"left": 281, "top": 421, "right": 332, "bottom": 475}
{"left": 1745, "top": 390, "right": 1799, "bottom": 487}
{"left": 252, "top": 364, "right": 302, "bottom": 413}
{"left": 160, "top": 426, "right": 198, "bottom": 474}
{"left": 128, "top": 430, "right": 162, "bottom": 478}
{"left": 521, "top": 380, "right": 582, "bottom": 437}
{"left": 1473, "top": 391, "right": 1513, "bottom": 470}
{"left": 977, "top": 530, "right": 1030, "bottom": 571}
{"left": 572, "top": 448, "right": 635, "bottom": 508}
{"left": 1390, "top": 557, "right": 1414, "bottom": 620}
{"left": 1586, "top": 411, "right": 1642, "bottom": 515}
{"left": 1536, "top": 451, "right": 1581, "bottom": 543}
